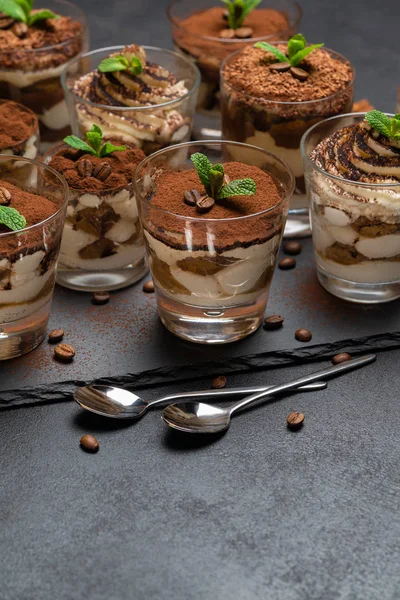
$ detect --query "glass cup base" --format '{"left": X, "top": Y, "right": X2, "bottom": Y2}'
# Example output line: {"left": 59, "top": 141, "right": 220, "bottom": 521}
{"left": 0, "top": 299, "right": 51, "bottom": 360}
{"left": 56, "top": 259, "right": 149, "bottom": 292}
{"left": 317, "top": 266, "right": 400, "bottom": 304}
{"left": 156, "top": 290, "right": 266, "bottom": 344}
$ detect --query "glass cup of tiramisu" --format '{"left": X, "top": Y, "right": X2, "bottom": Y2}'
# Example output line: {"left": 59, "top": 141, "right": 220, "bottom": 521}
{"left": 0, "top": 100, "right": 39, "bottom": 164}
{"left": 0, "top": 156, "right": 68, "bottom": 359}
{"left": 43, "top": 124, "right": 147, "bottom": 291}
{"left": 61, "top": 44, "right": 200, "bottom": 156}
{"left": 220, "top": 35, "right": 354, "bottom": 237}
{"left": 0, "top": 0, "right": 88, "bottom": 149}
{"left": 301, "top": 111, "right": 400, "bottom": 303}
{"left": 168, "top": 0, "right": 301, "bottom": 140}
{"left": 134, "top": 141, "right": 294, "bottom": 344}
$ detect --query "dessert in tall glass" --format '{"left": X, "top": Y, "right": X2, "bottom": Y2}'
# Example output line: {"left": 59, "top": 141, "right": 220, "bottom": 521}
{"left": 0, "top": 100, "right": 39, "bottom": 171}
{"left": 302, "top": 111, "right": 400, "bottom": 303}
{"left": 62, "top": 44, "right": 200, "bottom": 155}
{"left": 220, "top": 33, "right": 354, "bottom": 237}
{"left": 134, "top": 141, "right": 294, "bottom": 344}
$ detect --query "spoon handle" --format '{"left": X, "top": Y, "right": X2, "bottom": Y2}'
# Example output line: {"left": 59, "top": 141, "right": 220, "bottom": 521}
{"left": 228, "top": 354, "right": 376, "bottom": 415}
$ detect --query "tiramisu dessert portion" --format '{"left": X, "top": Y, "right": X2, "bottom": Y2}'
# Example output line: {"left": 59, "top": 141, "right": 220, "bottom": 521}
{"left": 0, "top": 0, "right": 87, "bottom": 146}
{"left": 141, "top": 152, "right": 285, "bottom": 308}
{"left": 44, "top": 124, "right": 147, "bottom": 289}
{"left": 221, "top": 34, "right": 354, "bottom": 199}
{"left": 310, "top": 111, "right": 400, "bottom": 284}
{"left": 0, "top": 100, "right": 39, "bottom": 164}
{"left": 68, "top": 45, "right": 192, "bottom": 155}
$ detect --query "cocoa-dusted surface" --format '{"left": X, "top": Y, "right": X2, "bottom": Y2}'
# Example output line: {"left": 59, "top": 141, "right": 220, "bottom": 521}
{"left": 0, "top": 100, "right": 37, "bottom": 150}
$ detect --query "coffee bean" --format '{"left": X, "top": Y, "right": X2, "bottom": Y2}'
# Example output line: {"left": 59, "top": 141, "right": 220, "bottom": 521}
{"left": 93, "top": 161, "right": 111, "bottom": 181}
{"left": 12, "top": 22, "right": 27, "bottom": 37}
{"left": 269, "top": 62, "right": 291, "bottom": 73}
{"left": 196, "top": 195, "right": 215, "bottom": 213}
{"left": 222, "top": 9, "right": 229, "bottom": 20}
{"left": 279, "top": 257, "right": 296, "bottom": 270}
{"left": 295, "top": 328, "right": 312, "bottom": 342}
{"left": 0, "top": 16, "right": 14, "bottom": 29}
{"left": 264, "top": 315, "right": 284, "bottom": 330}
{"left": 219, "top": 28, "right": 235, "bottom": 39}
{"left": 77, "top": 158, "right": 93, "bottom": 178}
{"left": 143, "top": 280, "right": 154, "bottom": 293}
{"left": 80, "top": 434, "right": 99, "bottom": 453}
{"left": 184, "top": 189, "right": 201, "bottom": 206}
{"left": 287, "top": 412, "right": 305, "bottom": 430}
{"left": 290, "top": 67, "right": 309, "bottom": 81}
{"left": 48, "top": 329, "right": 64, "bottom": 344}
{"left": 0, "top": 187, "right": 11, "bottom": 206}
{"left": 54, "top": 343, "right": 75, "bottom": 362}
{"left": 235, "top": 27, "right": 253, "bottom": 38}
{"left": 283, "top": 241, "right": 302, "bottom": 255}
{"left": 332, "top": 352, "right": 351, "bottom": 365}
{"left": 212, "top": 376, "right": 227, "bottom": 389}
{"left": 91, "top": 292, "right": 110, "bottom": 305}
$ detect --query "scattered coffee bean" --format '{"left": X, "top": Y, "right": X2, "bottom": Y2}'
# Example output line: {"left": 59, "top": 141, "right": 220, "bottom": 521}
{"left": 264, "top": 315, "right": 284, "bottom": 330}
{"left": 12, "top": 21, "right": 27, "bottom": 37}
{"left": 269, "top": 62, "right": 291, "bottom": 73}
{"left": 196, "top": 195, "right": 215, "bottom": 213}
{"left": 283, "top": 241, "right": 302, "bottom": 255}
{"left": 219, "top": 28, "right": 235, "bottom": 39}
{"left": 184, "top": 189, "right": 201, "bottom": 206}
{"left": 77, "top": 158, "right": 93, "bottom": 178}
{"left": 295, "top": 328, "right": 312, "bottom": 342}
{"left": 212, "top": 375, "right": 227, "bottom": 389}
{"left": 80, "top": 434, "right": 100, "bottom": 453}
{"left": 143, "top": 280, "right": 154, "bottom": 293}
{"left": 235, "top": 26, "right": 253, "bottom": 38}
{"left": 93, "top": 161, "right": 111, "bottom": 181}
{"left": 0, "top": 187, "right": 11, "bottom": 206}
{"left": 0, "top": 16, "right": 14, "bottom": 29}
{"left": 287, "top": 411, "right": 305, "bottom": 430}
{"left": 91, "top": 291, "right": 110, "bottom": 305}
{"left": 332, "top": 352, "right": 351, "bottom": 365}
{"left": 54, "top": 343, "right": 75, "bottom": 362}
{"left": 48, "top": 329, "right": 64, "bottom": 344}
{"left": 290, "top": 67, "right": 309, "bottom": 81}
{"left": 279, "top": 257, "right": 296, "bottom": 270}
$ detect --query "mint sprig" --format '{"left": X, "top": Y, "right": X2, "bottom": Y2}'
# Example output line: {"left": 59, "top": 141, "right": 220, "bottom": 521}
{"left": 365, "top": 111, "right": 400, "bottom": 141}
{"left": 255, "top": 33, "right": 324, "bottom": 67}
{"left": 190, "top": 152, "right": 256, "bottom": 201}
{"left": 221, "top": 0, "right": 261, "bottom": 30}
{"left": 0, "top": 206, "right": 26, "bottom": 231}
{"left": 99, "top": 54, "right": 143, "bottom": 76}
{"left": 64, "top": 124, "right": 126, "bottom": 158}
{"left": 0, "top": 0, "right": 58, "bottom": 25}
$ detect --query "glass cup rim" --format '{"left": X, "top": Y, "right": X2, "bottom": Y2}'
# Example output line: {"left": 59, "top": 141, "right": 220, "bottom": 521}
{"left": 221, "top": 45, "right": 355, "bottom": 106}
{"left": 167, "top": 0, "right": 302, "bottom": 44}
{"left": 0, "top": 155, "right": 69, "bottom": 239}
{"left": 300, "top": 111, "right": 400, "bottom": 189}
{"left": 0, "top": 100, "right": 39, "bottom": 151}
{"left": 133, "top": 139, "right": 295, "bottom": 222}
{"left": 61, "top": 45, "right": 201, "bottom": 112}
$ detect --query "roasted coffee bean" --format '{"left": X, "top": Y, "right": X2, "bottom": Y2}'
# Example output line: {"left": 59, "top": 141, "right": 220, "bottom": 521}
{"left": 264, "top": 315, "right": 284, "bottom": 330}
{"left": 279, "top": 257, "right": 296, "bottom": 270}
{"left": 290, "top": 67, "right": 309, "bottom": 81}
{"left": 332, "top": 352, "right": 351, "bottom": 365}
{"left": 269, "top": 62, "right": 291, "bottom": 73}
{"left": 283, "top": 241, "right": 302, "bottom": 255}
{"left": 0, "top": 16, "right": 14, "bottom": 29}
{"left": 287, "top": 411, "right": 305, "bottom": 430}
{"left": 235, "top": 26, "right": 253, "bottom": 38}
{"left": 12, "top": 22, "right": 27, "bottom": 37}
{"left": 48, "top": 329, "right": 64, "bottom": 343}
{"left": 212, "top": 376, "right": 227, "bottom": 389}
{"left": 295, "top": 328, "right": 312, "bottom": 342}
{"left": 54, "top": 343, "right": 75, "bottom": 362}
{"left": 80, "top": 434, "right": 100, "bottom": 453}
{"left": 93, "top": 161, "right": 111, "bottom": 181}
{"left": 91, "top": 291, "right": 110, "bottom": 305}
{"left": 77, "top": 158, "right": 93, "bottom": 178}
{"left": 0, "top": 187, "right": 11, "bottom": 206}
{"left": 143, "top": 280, "right": 154, "bottom": 293}
{"left": 184, "top": 189, "right": 201, "bottom": 206}
{"left": 196, "top": 195, "right": 215, "bottom": 213}
{"left": 219, "top": 28, "right": 235, "bottom": 39}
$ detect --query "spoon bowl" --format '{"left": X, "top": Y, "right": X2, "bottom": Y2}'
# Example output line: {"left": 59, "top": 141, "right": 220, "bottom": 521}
{"left": 163, "top": 402, "right": 231, "bottom": 434}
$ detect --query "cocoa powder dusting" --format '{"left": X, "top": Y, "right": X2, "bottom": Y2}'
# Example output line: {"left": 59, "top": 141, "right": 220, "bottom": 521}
{"left": 0, "top": 101, "right": 37, "bottom": 149}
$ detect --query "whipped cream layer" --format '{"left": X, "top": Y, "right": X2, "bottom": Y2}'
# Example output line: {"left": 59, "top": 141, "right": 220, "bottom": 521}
{"left": 0, "top": 134, "right": 38, "bottom": 162}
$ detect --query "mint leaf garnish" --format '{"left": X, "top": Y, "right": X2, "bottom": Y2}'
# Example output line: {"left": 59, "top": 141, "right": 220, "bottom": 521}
{"left": 100, "top": 142, "right": 126, "bottom": 157}
{"left": 64, "top": 124, "right": 126, "bottom": 158}
{"left": 254, "top": 41, "right": 287, "bottom": 63}
{"left": 290, "top": 44, "right": 324, "bottom": 67}
{"left": 256, "top": 34, "right": 324, "bottom": 68}
{"left": 209, "top": 168, "right": 225, "bottom": 199}
{"left": 190, "top": 153, "right": 213, "bottom": 188}
{"left": 0, "top": 0, "right": 27, "bottom": 22}
{"left": 365, "top": 111, "right": 391, "bottom": 138}
{"left": 219, "top": 178, "right": 256, "bottom": 199}
{"left": 0, "top": 0, "right": 58, "bottom": 24}
{"left": 29, "top": 9, "right": 58, "bottom": 25}
{"left": 221, "top": 0, "right": 261, "bottom": 29}
{"left": 131, "top": 56, "right": 143, "bottom": 76}
{"left": 0, "top": 206, "right": 26, "bottom": 231}
{"left": 287, "top": 33, "right": 306, "bottom": 60}
{"left": 99, "top": 56, "right": 129, "bottom": 73}
{"left": 63, "top": 135, "right": 96, "bottom": 156}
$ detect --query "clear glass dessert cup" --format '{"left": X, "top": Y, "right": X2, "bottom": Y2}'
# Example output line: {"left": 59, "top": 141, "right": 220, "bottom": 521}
{"left": 301, "top": 113, "right": 400, "bottom": 304}
{"left": 220, "top": 47, "right": 355, "bottom": 238}
{"left": 42, "top": 143, "right": 148, "bottom": 292}
{"left": 134, "top": 141, "right": 294, "bottom": 344}
{"left": 168, "top": 0, "right": 302, "bottom": 141}
{"left": 0, "top": 0, "right": 88, "bottom": 149}
{"left": 0, "top": 156, "right": 68, "bottom": 360}
{"left": 61, "top": 46, "right": 200, "bottom": 156}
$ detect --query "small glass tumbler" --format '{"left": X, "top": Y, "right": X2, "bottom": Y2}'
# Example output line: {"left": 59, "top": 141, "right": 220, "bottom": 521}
{"left": 134, "top": 141, "right": 294, "bottom": 344}
{"left": 168, "top": 0, "right": 301, "bottom": 140}
{"left": 301, "top": 113, "right": 400, "bottom": 304}
{"left": 0, "top": 0, "right": 88, "bottom": 149}
{"left": 220, "top": 47, "right": 355, "bottom": 238}
{"left": 61, "top": 46, "right": 200, "bottom": 156}
{"left": 0, "top": 157, "right": 68, "bottom": 360}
